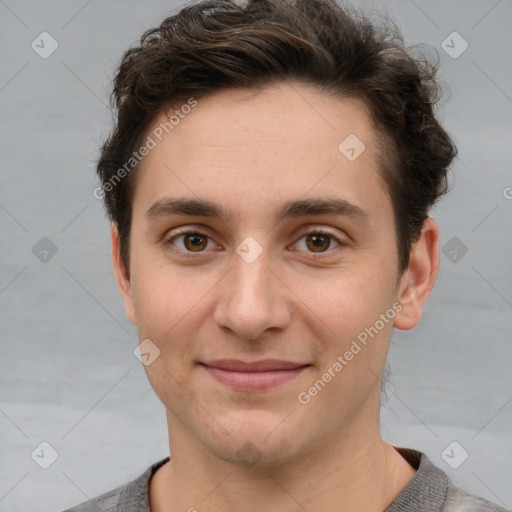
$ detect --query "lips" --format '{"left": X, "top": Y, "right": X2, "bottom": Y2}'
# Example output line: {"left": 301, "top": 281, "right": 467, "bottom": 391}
{"left": 201, "top": 359, "right": 307, "bottom": 372}
{"left": 199, "top": 359, "right": 310, "bottom": 391}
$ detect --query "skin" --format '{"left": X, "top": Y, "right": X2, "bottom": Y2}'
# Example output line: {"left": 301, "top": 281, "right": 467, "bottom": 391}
{"left": 111, "top": 82, "right": 439, "bottom": 512}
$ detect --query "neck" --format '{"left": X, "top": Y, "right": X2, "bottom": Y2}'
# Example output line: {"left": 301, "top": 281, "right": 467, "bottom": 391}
{"left": 149, "top": 410, "right": 416, "bottom": 512}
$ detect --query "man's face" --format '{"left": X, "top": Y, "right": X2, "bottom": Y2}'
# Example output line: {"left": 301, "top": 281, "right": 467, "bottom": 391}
{"left": 114, "top": 83, "right": 416, "bottom": 467}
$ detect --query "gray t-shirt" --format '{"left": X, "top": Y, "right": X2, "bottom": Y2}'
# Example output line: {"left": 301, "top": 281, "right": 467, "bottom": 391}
{"left": 63, "top": 448, "right": 509, "bottom": 511}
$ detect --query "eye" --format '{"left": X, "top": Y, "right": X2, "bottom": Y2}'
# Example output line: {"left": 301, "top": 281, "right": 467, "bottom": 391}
{"left": 293, "top": 230, "right": 342, "bottom": 254}
{"left": 165, "top": 229, "right": 218, "bottom": 254}
{"left": 164, "top": 227, "right": 345, "bottom": 258}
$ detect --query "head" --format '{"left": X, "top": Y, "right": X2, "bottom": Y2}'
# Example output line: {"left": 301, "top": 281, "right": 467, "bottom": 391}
{"left": 100, "top": 0, "right": 456, "bottom": 467}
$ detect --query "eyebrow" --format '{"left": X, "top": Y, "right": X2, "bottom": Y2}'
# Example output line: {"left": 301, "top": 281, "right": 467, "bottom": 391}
{"left": 145, "top": 196, "right": 369, "bottom": 223}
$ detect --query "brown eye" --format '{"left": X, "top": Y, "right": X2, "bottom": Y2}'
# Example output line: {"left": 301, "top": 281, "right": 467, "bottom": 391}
{"left": 166, "top": 230, "right": 215, "bottom": 254}
{"left": 305, "top": 234, "right": 332, "bottom": 252}
{"left": 293, "top": 230, "right": 342, "bottom": 256}
{"left": 183, "top": 233, "right": 208, "bottom": 251}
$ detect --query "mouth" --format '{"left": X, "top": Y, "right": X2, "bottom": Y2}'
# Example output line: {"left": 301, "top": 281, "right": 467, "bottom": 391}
{"left": 199, "top": 359, "right": 311, "bottom": 392}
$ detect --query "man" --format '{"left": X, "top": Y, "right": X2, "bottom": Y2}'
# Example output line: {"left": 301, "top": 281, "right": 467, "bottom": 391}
{"left": 66, "top": 0, "right": 508, "bottom": 510}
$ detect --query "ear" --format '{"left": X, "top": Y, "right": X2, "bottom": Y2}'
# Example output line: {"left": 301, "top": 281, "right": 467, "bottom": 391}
{"left": 111, "top": 223, "right": 137, "bottom": 325}
{"left": 393, "top": 218, "right": 439, "bottom": 330}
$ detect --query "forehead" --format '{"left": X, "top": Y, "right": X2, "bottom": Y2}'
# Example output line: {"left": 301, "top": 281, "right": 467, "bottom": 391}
{"left": 131, "top": 83, "right": 390, "bottom": 224}
{"left": 158, "top": 83, "right": 376, "bottom": 158}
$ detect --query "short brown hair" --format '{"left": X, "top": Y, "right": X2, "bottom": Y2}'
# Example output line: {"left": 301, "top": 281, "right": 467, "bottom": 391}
{"left": 96, "top": 0, "right": 457, "bottom": 273}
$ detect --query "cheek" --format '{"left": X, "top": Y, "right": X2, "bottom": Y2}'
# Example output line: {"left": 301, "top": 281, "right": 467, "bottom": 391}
{"left": 131, "top": 265, "right": 205, "bottom": 406}
{"left": 297, "top": 271, "right": 396, "bottom": 406}
{"left": 297, "top": 271, "right": 395, "bottom": 412}
{"left": 131, "top": 259, "right": 210, "bottom": 331}
{"left": 130, "top": 260, "right": 225, "bottom": 383}
{"left": 300, "top": 266, "right": 394, "bottom": 339}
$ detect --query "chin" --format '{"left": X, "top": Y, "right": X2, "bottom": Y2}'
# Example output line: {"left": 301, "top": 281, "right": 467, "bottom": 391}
{"left": 204, "top": 414, "right": 304, "bottom": 469}
{"left": 210, "top": 435, "right": 298, "bottom": 469}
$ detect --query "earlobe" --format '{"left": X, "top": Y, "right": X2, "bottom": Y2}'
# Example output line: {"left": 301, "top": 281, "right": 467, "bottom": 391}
{"left": 393, "top": 218, "right": 439, "bottom": 331}
{"left": 110, "top": 223, "right": 137, "bottom": 325}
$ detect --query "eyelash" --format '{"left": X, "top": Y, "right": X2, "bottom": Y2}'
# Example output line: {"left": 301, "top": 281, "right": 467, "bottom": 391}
{"left": 164, "top": 227, "right": 344, "bottom": 259}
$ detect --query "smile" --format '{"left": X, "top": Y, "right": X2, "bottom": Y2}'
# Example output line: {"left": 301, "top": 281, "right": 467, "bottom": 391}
{"left": 199, "top": 360, "right": 311, "bottom": 392}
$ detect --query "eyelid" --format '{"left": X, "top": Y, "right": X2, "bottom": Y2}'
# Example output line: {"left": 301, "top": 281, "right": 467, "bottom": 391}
{"left": 293, "top": 225, "right": 345, "bottom": 241}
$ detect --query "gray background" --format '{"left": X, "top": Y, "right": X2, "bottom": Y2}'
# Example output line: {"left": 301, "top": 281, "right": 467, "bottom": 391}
{"left": 1, "top": 0, "right": 511, "bottom": 510}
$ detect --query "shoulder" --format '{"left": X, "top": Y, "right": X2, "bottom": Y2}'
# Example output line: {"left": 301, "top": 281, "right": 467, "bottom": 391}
{"left": 443, "top": 484, "right": 510, "bottom": 512}
{"left": 62, "top": 485, "right": 123, "bottom": 511}
{"left": 61, "top": 456, "right": 170, "bottom": 512}
{"left": 387, "top": 448, "right": 510, "bottom": 512}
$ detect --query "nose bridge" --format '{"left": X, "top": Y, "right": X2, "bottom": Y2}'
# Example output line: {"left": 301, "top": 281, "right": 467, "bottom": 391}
{"left": 214, "top": 246, "right": 289, "bottom": 340}
{"left": 233, "top": 253, "right": 272, "bottom": 300}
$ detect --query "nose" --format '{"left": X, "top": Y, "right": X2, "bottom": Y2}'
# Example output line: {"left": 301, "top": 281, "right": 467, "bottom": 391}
{"left": 213, "top": 250, "right": 291, "bottom": 341}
